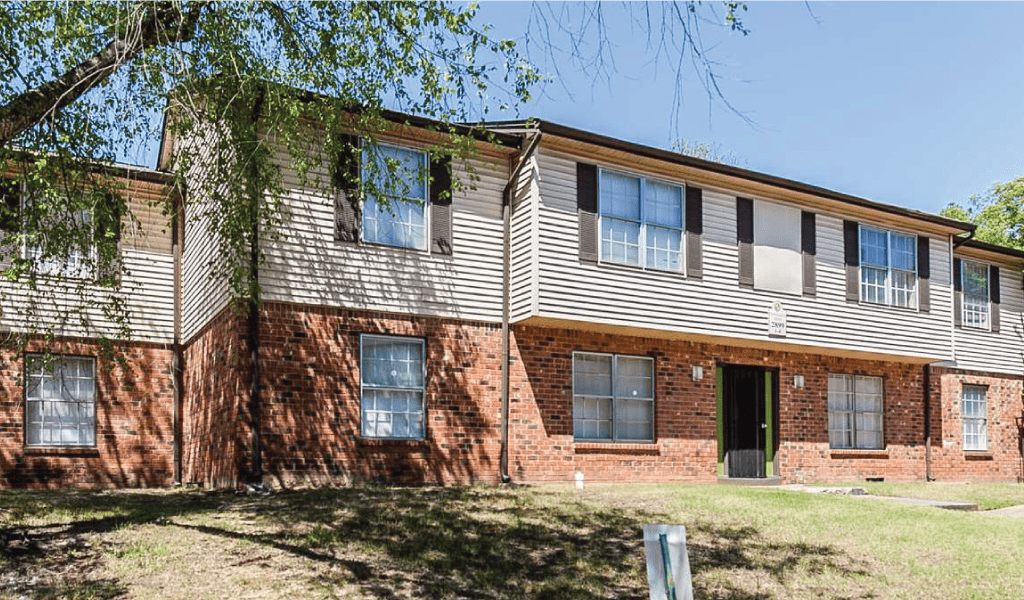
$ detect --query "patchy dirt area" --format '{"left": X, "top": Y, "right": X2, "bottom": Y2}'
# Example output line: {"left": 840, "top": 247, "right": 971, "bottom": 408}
{"left": 0, "top": 484, "right": 1021, "bottom": 599}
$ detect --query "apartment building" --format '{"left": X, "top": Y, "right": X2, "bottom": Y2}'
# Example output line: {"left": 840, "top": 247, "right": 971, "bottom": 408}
{"left": 0, "top": 112, "right": 1020, "bottom": 488}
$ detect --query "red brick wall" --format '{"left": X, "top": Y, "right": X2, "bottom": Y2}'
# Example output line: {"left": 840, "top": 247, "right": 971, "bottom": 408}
{"left": 177, "top": 305, "right": 1024, "bottom": 488}
{"left": 0, "top": 339, "right": 173, "bottom": 488}
{"left": 181, "top": 306, "right": 253, "bottom": 488}
{"left": 928, "top": 367, "right": 1024, "bottom": 481}
{"left": 511, "top": 324, "right": 936, "bottom": 484}
{"left": 257, "top": 302, "right": 504, "bottom": 486}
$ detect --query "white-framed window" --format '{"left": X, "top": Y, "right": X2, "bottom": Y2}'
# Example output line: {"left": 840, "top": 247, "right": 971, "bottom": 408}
{"left": 961, "top": 260, "right": 990, "bottom": 330}
{"left": 24, "top": 207, "right": 95, "bottom": 278}
{"left": 599, "top": 169, "right": 684, "bottom": 271}
{"left": 572, "top": 351, "right": 654, "bottom": 442}
{"left": 362, "top": 143, "right": 428, "bottom": 250}
{"left": 359, "top": 335, "right": 425, "bottom": 439}
{"left": 860, "top": 226, "right": 917, "bottom": 309}
{"left": 962, "top": 385, "right": 988, "bottom": 451}
{"left": 24, "top": 354, "right": 96, "bottom": 447}
{"left": 827, "top": 374, "right": 883, "bottom": 450}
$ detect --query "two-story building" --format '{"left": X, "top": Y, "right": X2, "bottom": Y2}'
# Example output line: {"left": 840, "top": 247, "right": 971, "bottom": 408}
{"left": 0, "top": 109, "right": 1021, "bottom": 488}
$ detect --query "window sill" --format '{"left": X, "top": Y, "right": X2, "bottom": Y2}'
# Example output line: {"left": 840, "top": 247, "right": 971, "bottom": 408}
{"left": 963, "top": 451, "right": 993, "bottom": 461}
{"left": 574, "top": 441, "right": 659, "bottom": 455}
{"left": 829, "top": 449, "right": 888, "bottom": 459}
{"left": 857, "top": 300, "right": 919, "bottom": 313}
{"left": 595, "top": 259, "right": 686, "bottom": 279}
{"left": 356, "top": 437, "right": 429, "bottom": 449}
{"left": 24, "top": 446, "right": 100, "bottom": 457}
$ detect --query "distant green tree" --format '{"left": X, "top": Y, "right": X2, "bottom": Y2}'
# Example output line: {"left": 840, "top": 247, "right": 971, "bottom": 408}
{"left": 940, "top": 177, "right": 1024, "bottom": 250}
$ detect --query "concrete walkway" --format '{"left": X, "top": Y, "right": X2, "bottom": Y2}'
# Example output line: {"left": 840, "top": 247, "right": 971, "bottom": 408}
{"left": 779, "top": 484, "right": 978, "bottom": 511}
{"left": 984, "top": 504, "right": 1024, "bottom": 518}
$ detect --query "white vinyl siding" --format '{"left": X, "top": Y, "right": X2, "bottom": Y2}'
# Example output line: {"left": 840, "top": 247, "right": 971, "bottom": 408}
{"left": 860, "top": 226, "right": 917, "bottom": 309}
{"left": 961, "top": 385, "right": 987, "bottom": 451}
{"left": 827, "top": 374, "right": 883, "bottom": 450}
{"left": 518, "top": 148, "right": 953, "bottom": 362}
{"left": 362, "top": 144, "right": 428, "bottom": 250}
{"left": 599, "top": 169, "right": 683, "bottom": 272}
{"left": 572, "top": 352, "right": 654, "bottom": 442}
{"left": 954, "top": 260, "right": 1024, "bottom": 375}
{"left": 961, "top": 260, "right": 989, "bottom": 330}
{"left": 25, "top": 355, "right": 96, "bottom": 447}
{"left": 360, "top": 335, "right": 425, "bottom": 439}
{"left": 260, "top": 136, "right": 510, "bottom": 323}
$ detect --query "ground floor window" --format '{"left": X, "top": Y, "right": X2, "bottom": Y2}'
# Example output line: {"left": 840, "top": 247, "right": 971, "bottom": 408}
{"left": 962, "top": 384, "right": 988, "bottom": 451}
{"left": 572, "top": 352, "right": 654, "bottom": 442}
{"left": 24, "top": 354, "right": 96, "bottom": 447}
{"left": 360, "top": 335, "right": 425, "bottom": 439}
{"left": 827, "top": 374, "right": 883, "bottom": 449}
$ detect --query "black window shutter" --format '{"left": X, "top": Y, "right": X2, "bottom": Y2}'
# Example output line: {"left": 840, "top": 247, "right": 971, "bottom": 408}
{"left": 990, "top": 266, "right": 1000, "bottom": 333}
{"left": 736, "top": 197, "right": 754, "bottom": 288}
{"left": 0, "top": 180, "right": 19, "bottom": 270}
{"left": 843, "top": 220, "right": 860, "bottom": 302}
{"left": 917, "top": 236, "right": 930, "bottom": 312}
{"left": 334, "top": 134, "right": 361, "bottom": 243}
{"left": 953, "top": 257, "right": 962, "bottom": 328}
{"left": 94, "top": 192, "right": 124, "bottom": 286}
{"left": 801, "top": 211, "right": 816, "bottom": 296}
{"left": 577, "top": 163, "right": 598, "bottom": 263}
{"left": 429, "top": 154, "right": 453, "bottom": 255}
{"left": 685, "top": 186, "right": 703, "bottom": 278}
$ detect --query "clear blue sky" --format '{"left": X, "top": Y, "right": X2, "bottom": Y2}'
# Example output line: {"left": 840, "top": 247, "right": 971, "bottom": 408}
{"left": 474, "top": 2, "right": 1024, "bottom": 215}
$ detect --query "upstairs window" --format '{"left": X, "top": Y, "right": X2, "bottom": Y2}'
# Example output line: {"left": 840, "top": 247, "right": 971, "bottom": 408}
{"left": 573, "top": 352, "right": 654, "bottom": 442}
{"left": 599, "top": 170, "right": 683, "bottom": 271}
{"left": 860, "top": 226, "right": 917, "bottom": 308}
{"left": 362, "top": 144, "right": 428, "bottom": 250}
{"left": 962, "top": 385, "right": 988, "bottom": 451}
{"left": 961, "top": 261, "right": 990, "bottom": 330}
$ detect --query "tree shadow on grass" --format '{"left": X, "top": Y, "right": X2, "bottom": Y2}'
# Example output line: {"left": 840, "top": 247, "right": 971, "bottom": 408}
{"left": 0, "top": 487, "right": 879, "bottom": 600}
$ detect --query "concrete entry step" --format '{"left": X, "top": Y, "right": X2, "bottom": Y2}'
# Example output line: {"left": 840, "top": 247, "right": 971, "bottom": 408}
{"left": 718, "top": 476, "right": 784, "bottom": 486}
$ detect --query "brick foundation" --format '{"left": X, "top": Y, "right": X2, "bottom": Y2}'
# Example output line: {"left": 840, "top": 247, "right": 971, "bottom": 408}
{"left": 927, "top": 367, "right": 1024, "bottom": 481}
{"left": 181, "top": 306, "right": 253, "bottom": 489}
{"left": 258, "top": 302, "right": 504, "bottom": 486}
{"left": 510, "top": 325, "right": 1024, "bottom": 485}
{"left": 177, "top": 304, "right": 1024, "bottom": 488}
{"left": 0, "top": 339, "right": 174, "bottom": 488}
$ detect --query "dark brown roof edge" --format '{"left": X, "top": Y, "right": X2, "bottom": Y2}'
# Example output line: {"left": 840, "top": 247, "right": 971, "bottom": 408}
{"left": 4, "top": 148, "right": 175, "bottom": 186}
{"left": 486, "top": 119, "right": 976, "bottom": 233}
{"left": 958, "top": 237, "right": 1024, "bottom": 260}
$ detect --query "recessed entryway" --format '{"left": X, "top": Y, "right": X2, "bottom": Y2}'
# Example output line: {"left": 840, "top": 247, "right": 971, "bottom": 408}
{"left": 716, "top": 364, "right": 778, "bottom": 479}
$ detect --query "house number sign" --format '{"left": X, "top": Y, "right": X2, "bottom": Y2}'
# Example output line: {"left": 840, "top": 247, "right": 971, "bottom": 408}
{"left": 768, "top": 301, "right": 787, "bottom": 337}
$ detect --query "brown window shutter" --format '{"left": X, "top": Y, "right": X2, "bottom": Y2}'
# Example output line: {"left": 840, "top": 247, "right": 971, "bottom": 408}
{"left": 843, "top": 220, "right": 860, "bottom": 302}
{"left": 685, "top": 186, "right": 703, "bottom": 279}
{"left": 94, "top": 193, "right": 124, "bottom": 287}
{"left": 577, "top": 163, "right": 598, "bottom": 263}
{"left": 736, "top": 197, "right": 753, "bottom": 288}
{"left": 990, "top": 266, "right": 1000, "bottom": 333}
{"left": 429, "top": 154, "right": 453, "bottom": 255}
{"left": 801, "top": 211, "right": 816, "bottom": 296}
{"left": 0, "top": 180, "right": 19, "bottom": 271}
{"left": 953, "top": 257, "right": 962, "bottom": 328}
{"left": 917, "top": 236, "right": 930, "bottom": 312}
{"left": 334, "top": 134, "right": 361, "bottom": 243}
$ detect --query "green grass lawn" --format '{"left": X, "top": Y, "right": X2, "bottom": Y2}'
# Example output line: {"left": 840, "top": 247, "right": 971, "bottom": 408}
{"left": 858, "top": 481, "right": 1024, "bottom": 510}
{"left": 0, "top": 483, "right": 1021, "bottom": 599}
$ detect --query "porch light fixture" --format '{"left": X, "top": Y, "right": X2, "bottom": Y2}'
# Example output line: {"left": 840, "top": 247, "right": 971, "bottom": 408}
{"left": 692, "top": 366, "right": 704, "bottom": 381}
{"left": 793, "top": 375, "right": 805, "bottom": 389}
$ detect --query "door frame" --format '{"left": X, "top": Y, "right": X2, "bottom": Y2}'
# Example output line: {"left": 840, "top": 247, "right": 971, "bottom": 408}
{"left": 716, "top": 364, "right": 778, "bottom": 478}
